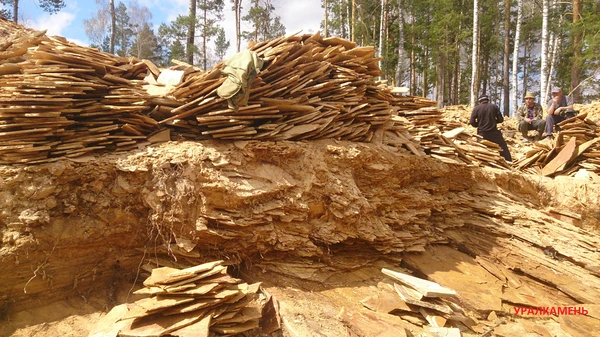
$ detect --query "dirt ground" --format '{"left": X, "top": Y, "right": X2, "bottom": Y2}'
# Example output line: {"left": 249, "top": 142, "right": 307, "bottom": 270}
{"left": 1, "top": 133, "right": 600, "bottom": 337}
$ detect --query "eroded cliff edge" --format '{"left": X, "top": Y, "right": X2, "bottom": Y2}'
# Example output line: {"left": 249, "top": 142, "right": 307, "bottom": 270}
{"left": 1, "top": 140, "right": 599, "bottom": 336}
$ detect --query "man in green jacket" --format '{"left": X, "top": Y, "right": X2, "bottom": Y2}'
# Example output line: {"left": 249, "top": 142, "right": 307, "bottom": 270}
{"left": 217, "top": 50, "right": 264, "bottom": 110}
{"left": 516, "top": 92, "right": 545, "bottom": 142}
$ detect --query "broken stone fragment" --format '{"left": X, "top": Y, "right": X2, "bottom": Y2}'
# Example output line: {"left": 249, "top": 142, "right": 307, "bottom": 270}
{"left": 18, "top": 209, "right": 49, "bottom": 227}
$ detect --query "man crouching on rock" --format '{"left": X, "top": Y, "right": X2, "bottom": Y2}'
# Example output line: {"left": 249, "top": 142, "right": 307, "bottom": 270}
{"left": 469, "top": 94, "right": 512, "bottom": 162}
{"left": 516, "top": 92, "right": 545, "bottom": 142}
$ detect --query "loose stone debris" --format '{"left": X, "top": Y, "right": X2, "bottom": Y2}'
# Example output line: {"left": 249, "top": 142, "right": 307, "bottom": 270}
{"left": 87, "top": 260, "right": 273, "bottom": 337}
{"left": 358, "top": 268, "right": 471, "bottom": 336}
{"left": 3, "top": 18, "right": 600, "bottom": 177}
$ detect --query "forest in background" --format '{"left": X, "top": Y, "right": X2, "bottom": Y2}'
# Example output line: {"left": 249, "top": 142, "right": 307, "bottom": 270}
{"left": 2, "top": 0, "right": 600, "bottom": 113}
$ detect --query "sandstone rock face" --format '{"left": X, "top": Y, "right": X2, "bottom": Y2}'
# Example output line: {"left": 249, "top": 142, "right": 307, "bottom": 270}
{"left": 1, "top": 140, "right": 600, "bottom": 336}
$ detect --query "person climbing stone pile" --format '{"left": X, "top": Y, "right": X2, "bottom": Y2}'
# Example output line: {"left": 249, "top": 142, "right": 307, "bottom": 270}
{"left": 470, "top": 94, "right": 512, "bottom": 162}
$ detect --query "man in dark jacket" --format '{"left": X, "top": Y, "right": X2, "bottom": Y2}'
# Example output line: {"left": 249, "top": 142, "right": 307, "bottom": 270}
{"left": 470, "top": 94, "right": 512, "bottom": 162}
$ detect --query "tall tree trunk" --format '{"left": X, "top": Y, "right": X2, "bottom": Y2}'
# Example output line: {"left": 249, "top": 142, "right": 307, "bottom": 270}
{"left": 372, "top": 16, "right": 377, "bottom": 41}
{"left": 547, "top": 34, "right": 559, "bottom": 94}
{"left": 453, "top": 3, "right": 464, "bottom": 105}
{"left": 187, "top": 0, "right": 197, "bottom": 64}
{"left": 395, "top": 0, "right": 406, "bottom": 87}
{"left": 341, "top": 0, "right": 347, "bottom": 38}
{"left": 475, "top": 30, "right": 488, "bottom": 99}
{"left": 437, "top": 53, "right": 445, "bottom": 107}
{"left": 495, "top": 52, "right": 501, "bottom": 100}
{"left": 540, "top": 0, "right": 549, "bottom": 106}
{"left": 571, "top": 0, "right": 582, "bottom": 101}
{"left": 110, "top": 0, "right": 116, "bottom": 54}
{"left": 523, "top": 42, "right": 528, "bottom": 94}
{"left": 203, "top": 1, "right": 207, "bottom": 70}
{"left": 502, "top": 0, "right": 510, "bottom": 116}
{"left": 378, "top": 0, "right": 385, "bottom": 76}
{"left": 482, "top": 48, "right": 488, "bottom": 94}
{"left": 423, "top": 47, "right": 428, "bottom": 97}
{"left": 410, "top": 10, "right": 416, "bottom": 95}
{"left": 351, "top": 0, "right": 356, "bottom": 42}
{"left": 545, "top": 0, "right": 561, "bottom": 98}
{"left": 12, "top": 0, "right": 18, "bottom": 23}
{"left": 470, "top": 0, "right": 479, "bottom": 106}
{"left": 324, "top": 0, "right": 328, "bottom": 37}
{"left": 384, "top": 3, "right": 389, "bottom": 80}
{"left": 234, "top": 0, "right": 241, "bottom": 52}
{"left": 512, "top": 0, "right": 522, "bottom": 115}
{"left": 453, "top": 46, "right": 460, "bottom": 105}
{"left": 410, "top": 48, "right": 415, "bottom": 95}
{"left": 436, "top": 27, "right": 447, "bottom": 107}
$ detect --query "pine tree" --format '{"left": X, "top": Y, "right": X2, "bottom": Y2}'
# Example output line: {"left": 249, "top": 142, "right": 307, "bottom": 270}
{"left": 395, "top": 0, "right": 407, "bottom": 87}
{"left": 198, "top": 0, "right": 225, "bottom": 70}
{"left": 0, "top": 0, "right": 11, "bottom": 19}
{"left": 131, "top": 23, "right": 159, "bottom": 60}
{"left": 512, "top": 0, "right": 522, "bottom": 113}
{"left": 157, "top": 17, "right": 191, "bottom": 64}
{"left": 187, "top": 0, "right": 197, "bottom": 64}
{"left": 214, "top": 27, "right": 230, "bottom": 61}
{"left": 231, "top": 0, "right": 242, "bottom": 52}
{"left": 114, "top": 2, "right": 134, "bottom": 57}
{"left": 7, "top": 0, "right": 65, "bottom": 23}
{"left": 540, "top": 0, "right": 549, "bottom": 105}
{"left": 502, "top": 0, "right": 510, "bottom": 116}
{"left": 242, "top": 0, "right": 285, "bottom": 44}
{"left": 470, "top": 0, "right": 479, "bottom": 106}
{"left": 109, "top": 0, "right": 116, "bottom": 54}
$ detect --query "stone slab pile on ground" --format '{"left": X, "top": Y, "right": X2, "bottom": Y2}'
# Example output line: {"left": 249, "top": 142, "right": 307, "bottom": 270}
{"left": 87, "top": 260, "right": 269, "bottom": 337}
{"left": 4, "top": 17, "right": 599, "bottom": 176}
{"left": 512, "top": 112, "right": 600, "bottom": 177}
{"left": 0, "top": 19, "right": 160, "bottom": 164}
{"left": 0, "top": 18, "right": 524, "bottom": 173}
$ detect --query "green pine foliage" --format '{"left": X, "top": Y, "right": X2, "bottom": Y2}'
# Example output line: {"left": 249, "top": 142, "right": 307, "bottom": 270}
{"left": 214, "top": 27, "right": 231, "bottom": 61}
{"left": 8, "top": 0, "right": 600, "bottom": 103}
{"left": 0, "top": 0, "right": 10, "bottom": 19}
{"left": 157, "top": 17, "right": 193, "bottom": 65}
{"left": 114, "top": 2, "right": 134, "bottom": 57}
{"left": 242, "top": 0, "right": 285, "bottom": 43}
{"left": 38, "top": 0, "right": 65, "bottom": 14}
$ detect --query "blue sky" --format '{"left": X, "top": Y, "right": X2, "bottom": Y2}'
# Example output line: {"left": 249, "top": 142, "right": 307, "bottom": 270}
{"left": 5, "top": 0, "right": 323, "bottom": 57}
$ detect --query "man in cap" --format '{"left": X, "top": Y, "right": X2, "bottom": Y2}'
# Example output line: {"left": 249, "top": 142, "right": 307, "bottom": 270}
{"left": 516, "top": 92, "right": 545, "bottom": 142}
{"left": 470, "top": 94, "right": 512, "bottom": 162}
{"left": 545, "top": 86, "right": 574, "bottom": 139}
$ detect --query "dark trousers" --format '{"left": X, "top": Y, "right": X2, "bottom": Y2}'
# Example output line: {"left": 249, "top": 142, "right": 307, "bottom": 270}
{"left": 479, "top": 130, "right": 512, "bottom": 162}
{"left": 545, "top": 114, "right": 566, "bottom": 137}
{"left": 518, "top": 120, "right": 546, "bottom": 139}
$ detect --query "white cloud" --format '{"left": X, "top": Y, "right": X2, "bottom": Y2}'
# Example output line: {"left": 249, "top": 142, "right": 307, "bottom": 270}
{"left": 15, "top": 0, "right": 323, "bottom": 59}
{"left": 215, "top": 0, "right": 323, "bottom": 57}
{"left": 65, "top": 38, "right": 90, "bottom": 47}
{"left": 276, "top": 1, "right": 323, "bottom": 35}
{"left": 28, "top": 11, "right": 77, "bottom": 37}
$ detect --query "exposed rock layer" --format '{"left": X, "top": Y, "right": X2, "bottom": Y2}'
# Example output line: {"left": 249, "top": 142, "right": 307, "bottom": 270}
{"left": 1, "top": 140, "right": 599, "bottom": 323}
